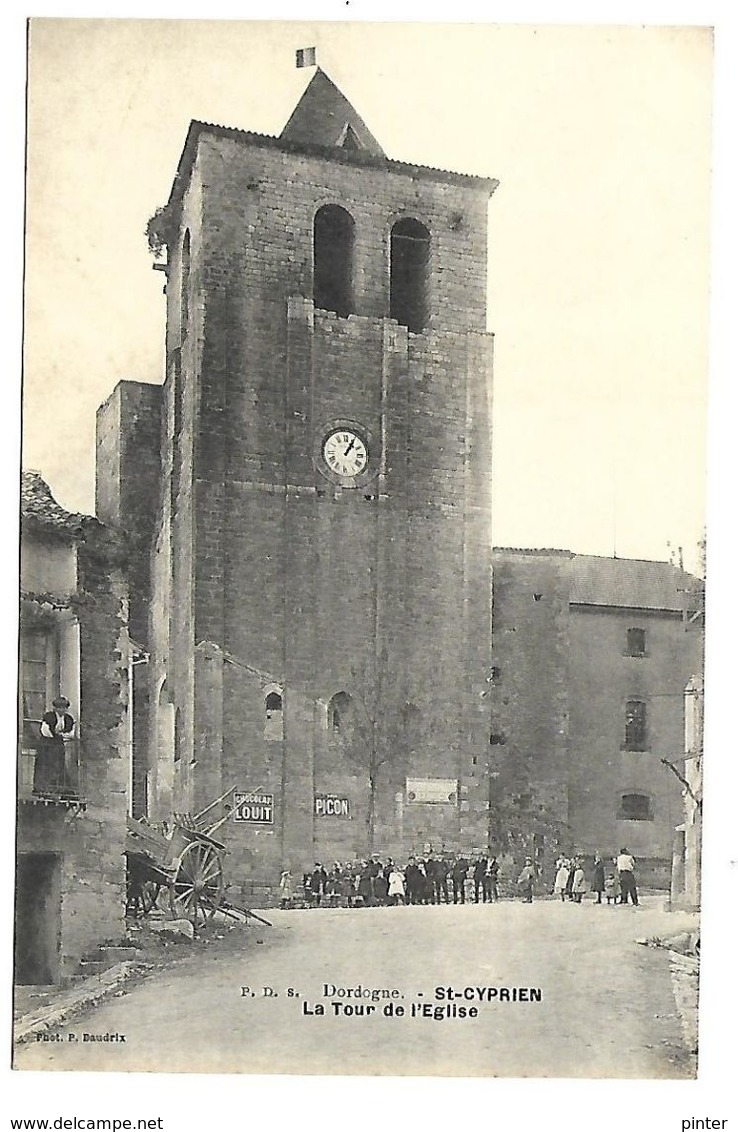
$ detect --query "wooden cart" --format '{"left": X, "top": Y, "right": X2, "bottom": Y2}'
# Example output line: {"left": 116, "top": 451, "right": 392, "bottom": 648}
{"left": 125, "top": 787, "right": 234, "bottom": 924}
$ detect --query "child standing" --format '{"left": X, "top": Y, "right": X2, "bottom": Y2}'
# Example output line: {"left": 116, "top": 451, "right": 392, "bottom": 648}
{"left": 554, "top": 858, "right": 570, "bottom": 901}
{"left": 571, "top": 860, "right": 587, "bottom": 903}
{"left": 278, "top": 869, "right": 293, "bottom": 909}
{"left": 388, "top": 866, "right": 406, "bottom": 905}
{"left": 604, "top": 872, "right": 621, "bottom": 905}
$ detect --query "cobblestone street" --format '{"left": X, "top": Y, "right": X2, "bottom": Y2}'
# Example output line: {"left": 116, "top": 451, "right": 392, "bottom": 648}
{"left": 16, "top": 897, "right": 697, "bottom": 1078}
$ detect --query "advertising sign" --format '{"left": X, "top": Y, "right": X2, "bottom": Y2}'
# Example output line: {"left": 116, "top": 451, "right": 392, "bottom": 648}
{"left": 233, "top": 792, "right": 274, "bottom": 824}
{"left": 314, "top": 793, "right": 351, "bottom": 818}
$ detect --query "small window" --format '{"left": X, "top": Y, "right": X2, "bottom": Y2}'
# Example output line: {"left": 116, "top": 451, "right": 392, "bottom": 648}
{"left": 626, "top": 628, "right": 646, "bottom": 657}
{"left": 390, "top": 218, "right": 430, "bottom": 332}
{"left": 314, "top": 205, "right": 355, "bottom": 317}
{"left": 264, "top": 689, "right": 283, "bottom": 742}
{"left": 180, "top": 229, "right": 191, "bottom": 341}
{"left": 489, "top": 732, "right": 506, "bottom": 746}
{"left": 171, "top": 349, "right": 183, "bottom": 442}
{"left": 619, "top": 793, "right": 653, "bottom": 821}
{"left": 329, "top": 691, "right": 352, "bottom": 734}
{"left": 21, "top": 628, "right": 51, "bottom": 728}
{"left": 174, "top": 706, "right": 182, "bottom": 762}
{"left": 624, "top": 699, "right": 648, "bottom": 751}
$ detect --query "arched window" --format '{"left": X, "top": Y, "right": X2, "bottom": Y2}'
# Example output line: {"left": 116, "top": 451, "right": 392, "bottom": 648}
{"left": 180, "top": 229, "right": 191, "bottom": 341}
{"left": 618, "top": 793, "right": 653, "bottom": 821}
{"left": 156, "top": 679, "right": 176, "bottom": 768}
{"left": 313, "top": 205, "right": 355, "bottom": 317}
{"left": 328, "top": 691, "right": 352, "bottom": 734}
{"left": 390, "top": 217, "right": 430, "bottom": 332}
{"left": 264, "top": 688, "right": 284, "bottom": 742}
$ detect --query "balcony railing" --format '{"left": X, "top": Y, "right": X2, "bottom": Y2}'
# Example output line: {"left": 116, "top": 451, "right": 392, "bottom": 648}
{"left": 18, "top": 720, "right": 86, "bottom": 808}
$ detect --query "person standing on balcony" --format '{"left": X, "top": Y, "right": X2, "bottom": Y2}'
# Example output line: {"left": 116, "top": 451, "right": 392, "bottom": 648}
{"left": 33, "top": 696, "right": 75, "bottom": 795}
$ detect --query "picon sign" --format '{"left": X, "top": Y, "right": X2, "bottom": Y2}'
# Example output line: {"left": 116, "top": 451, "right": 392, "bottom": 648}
{"left": 314, "top": 794, "right": 351, "bottom": 818}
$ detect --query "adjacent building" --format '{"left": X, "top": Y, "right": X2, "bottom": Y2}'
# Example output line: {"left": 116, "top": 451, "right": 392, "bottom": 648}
{"left": 15, "top": 472, "right": 130, "bottom": 984}
{"left": 489, "top": 550, "right": 704, "bottom": 886}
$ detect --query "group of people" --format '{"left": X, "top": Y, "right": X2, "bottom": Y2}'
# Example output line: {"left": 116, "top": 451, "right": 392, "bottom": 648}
{"left": 277, "top": 847, "right": 640, "bottom": 909}
{"left": 553, "top": 849, "right": 639, "bottom": 906}
{"left": 278, "top": 852, "right": 533, "bottom": 909}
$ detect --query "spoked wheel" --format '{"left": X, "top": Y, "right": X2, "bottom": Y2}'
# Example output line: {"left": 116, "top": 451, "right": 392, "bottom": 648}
{"left": 169, "top": 840, "right": 224, "bottom": 924}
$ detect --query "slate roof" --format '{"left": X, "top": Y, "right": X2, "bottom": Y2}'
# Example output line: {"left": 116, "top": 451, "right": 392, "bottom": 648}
{"left": 569, "top": 555, "right": 702, "bottom": 613}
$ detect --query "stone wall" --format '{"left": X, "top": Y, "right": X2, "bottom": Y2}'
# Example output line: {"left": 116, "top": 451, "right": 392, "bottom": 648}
{"left": 96, "top": 381, "right": 162, "bottom": 817}
{"left": 485, "top": 551, "right": 572, "bottom": 871}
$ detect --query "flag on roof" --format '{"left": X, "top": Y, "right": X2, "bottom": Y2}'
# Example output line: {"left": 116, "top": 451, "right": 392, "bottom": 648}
{"left": 296, "top": 47, "right": 317, "bottom": 68}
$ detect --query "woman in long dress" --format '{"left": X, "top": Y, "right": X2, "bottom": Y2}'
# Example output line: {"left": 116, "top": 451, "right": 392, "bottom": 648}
{"left": 590, "top": 853, "right": 606, "bottom": 904}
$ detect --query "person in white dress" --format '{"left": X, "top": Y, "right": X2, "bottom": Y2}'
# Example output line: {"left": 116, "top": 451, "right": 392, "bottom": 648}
{"left": 388, "top": 866, "right": 406, "bottom": 905}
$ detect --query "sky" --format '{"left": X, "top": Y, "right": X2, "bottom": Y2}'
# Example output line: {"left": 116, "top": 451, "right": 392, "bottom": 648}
{"left": 21, "top": 20, "right": 713, "bottom": 572}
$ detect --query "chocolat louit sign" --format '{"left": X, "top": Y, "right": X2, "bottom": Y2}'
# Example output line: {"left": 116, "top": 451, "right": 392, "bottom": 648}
{"left": 233, "top": 792, "right": 274, "bottom": 824}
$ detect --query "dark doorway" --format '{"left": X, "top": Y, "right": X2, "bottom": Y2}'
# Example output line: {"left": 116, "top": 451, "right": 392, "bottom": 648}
{"left": 14, "top": 853, "right": 62, "bottom": 985}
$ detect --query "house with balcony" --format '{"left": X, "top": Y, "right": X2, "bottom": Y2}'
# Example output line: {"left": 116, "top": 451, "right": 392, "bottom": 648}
{"left": 15, "top": 471, "right": 130, "bottom": 985}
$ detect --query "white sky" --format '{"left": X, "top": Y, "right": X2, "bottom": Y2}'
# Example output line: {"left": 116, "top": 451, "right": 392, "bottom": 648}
{"left": 22, "top": 19, "right": 712, "bottom": 571}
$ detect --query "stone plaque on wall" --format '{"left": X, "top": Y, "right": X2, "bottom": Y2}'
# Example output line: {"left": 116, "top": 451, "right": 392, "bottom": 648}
{"left": 406, "top": 778, "right": 458, "bottom": 805}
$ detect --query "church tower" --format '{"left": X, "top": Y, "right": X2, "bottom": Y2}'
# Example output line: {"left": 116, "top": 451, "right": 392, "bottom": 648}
{"left": 101, "top": 65, "right": 498, "bottom": 888}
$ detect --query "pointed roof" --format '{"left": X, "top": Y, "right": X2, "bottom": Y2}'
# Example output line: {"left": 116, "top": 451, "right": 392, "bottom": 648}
{"left": 279, "top": 68, "right": 385, "bottom": 156}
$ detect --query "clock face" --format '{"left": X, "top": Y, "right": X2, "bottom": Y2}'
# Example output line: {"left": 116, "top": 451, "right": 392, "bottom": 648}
{"left": 322, "top": 429, "right": 368, "bottom": 478}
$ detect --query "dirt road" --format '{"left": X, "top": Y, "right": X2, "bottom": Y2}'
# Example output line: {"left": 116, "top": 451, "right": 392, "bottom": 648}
{"left": 15, "top": 898, "right": 696, "bottom": 1078}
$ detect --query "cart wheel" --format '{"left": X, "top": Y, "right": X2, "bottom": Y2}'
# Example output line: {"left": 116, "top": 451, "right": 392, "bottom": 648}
{"left": 169, "top": 841, "right": 224, "bottom": 924}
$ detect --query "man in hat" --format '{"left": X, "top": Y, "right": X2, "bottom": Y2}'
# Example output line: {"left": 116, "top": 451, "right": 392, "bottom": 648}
{"left": 34, "top": 696, "right": 75, "bottom": 794}
{"left": 307, "top": 862, "right": 327, "bottom": 906}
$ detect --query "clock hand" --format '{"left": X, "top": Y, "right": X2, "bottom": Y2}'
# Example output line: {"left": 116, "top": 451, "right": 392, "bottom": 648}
{"left": 344, "top": 438, "right": 357, "bottom": 456}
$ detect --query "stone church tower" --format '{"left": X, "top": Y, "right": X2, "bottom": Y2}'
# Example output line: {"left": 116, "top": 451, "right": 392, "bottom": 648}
{"left": 97, "top": 66, "right": 498, "bottom": 890}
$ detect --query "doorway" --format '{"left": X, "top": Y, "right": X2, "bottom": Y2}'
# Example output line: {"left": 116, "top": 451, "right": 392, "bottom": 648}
{"left": 14, "top": 853, "right": 62, "bottom": 984}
